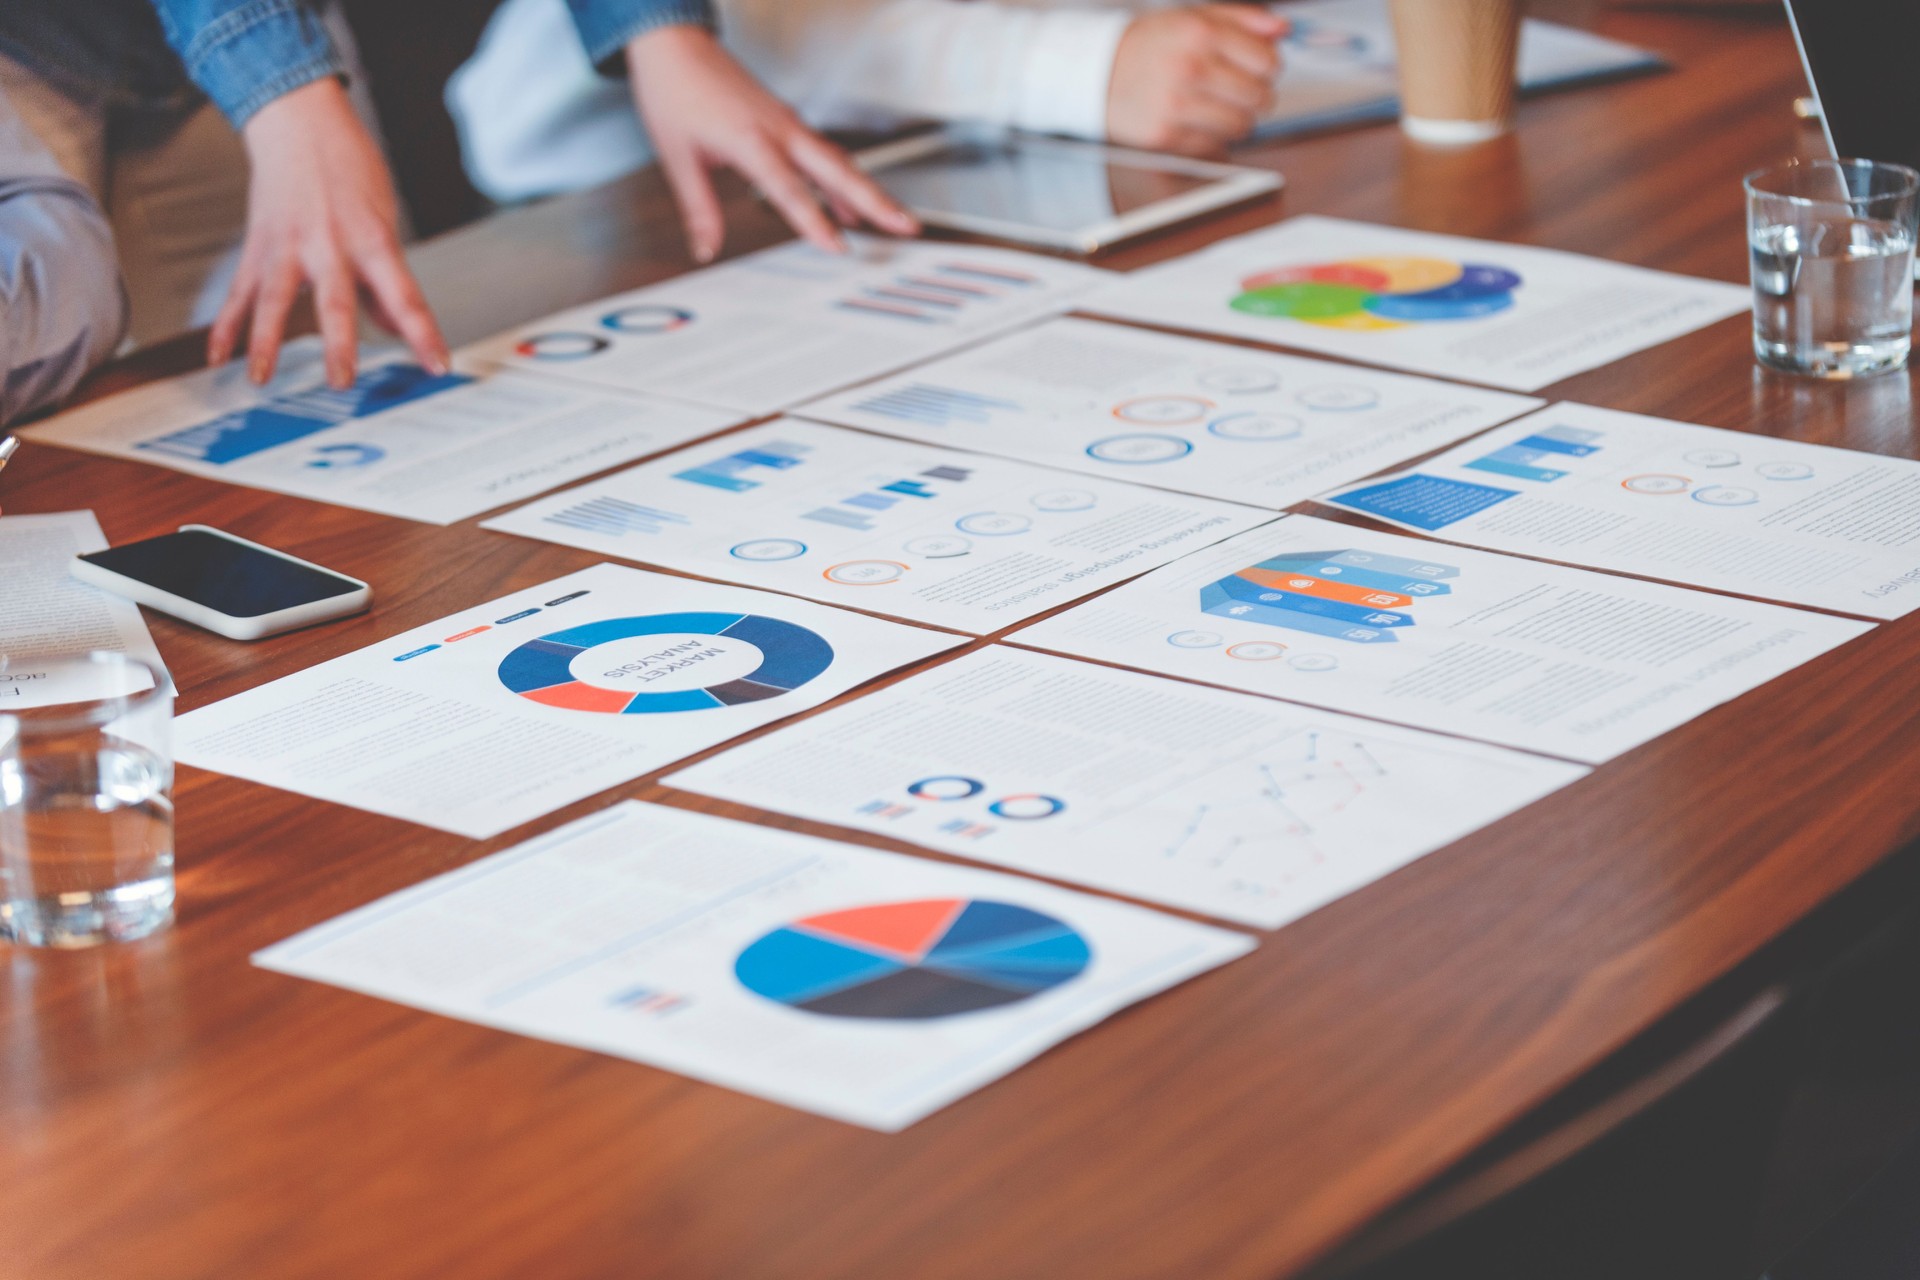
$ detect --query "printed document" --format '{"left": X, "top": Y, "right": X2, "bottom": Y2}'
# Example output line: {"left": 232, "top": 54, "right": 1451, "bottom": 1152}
{"left": 1325, "top": 403, "right": 1920, "bottom": 618}
{"left": 0, "top": 510, "right": 171, "bottom": 707}
{"left": 667, "top": 648, "right": 1587, "bottom": 927}
{"left": 464, "top": 236, "right": 1112, "bottom": 415}
{"left": 798, "top": 316, "right": 1541, "bottom": 509}
{"left": 483, "top": 418, "right": 1269, "bottom": 632}
{"left": 255, "top": 800, "right": 1252, "bottom": 1130}
{"left": 1007, "top": 515, "right": 1871, "bottom": 762}
{"left": 176, "top": 564, "right": 961, "bottom": 837}
{"left": 20, "top": 338, "right": 741, "bottom": 524}
{"left": 1083, "top": 216, "right": 1748, "bottom": 391}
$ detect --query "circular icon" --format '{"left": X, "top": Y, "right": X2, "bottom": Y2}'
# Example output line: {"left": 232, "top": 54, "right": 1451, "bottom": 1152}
{"left": 1208, "top": 411, "right": 1304, "bottom": 442}
{"left": 306, "top": 443, "right": 385, "bottom": 469}
{"left": 730, "top": 538, "right": 807, "bottom": 562}
{"left": 1296, "top": 384, "right": 1381, "bottom": 411}
{"left": 1198, "top": 366, "right": 1280, "bottom": 394}
{"left": 735, "top": 899, "right": 1090, "bottom": 1020}
{"left": 498, "top": 613, "right": 831, "bottom": 714}
{"left": 1030, "top": 488, "right": 1098, "bottom": 512}
{"left": 1288, "top": 653, "right": 1339, "bottom": 672}
{"left": 1683, "top": 449, "right": 1742, "bottom": 468}
{"left": 1692, "top": 485, "right": 1759, "bottom": 506}
{"left": 515, "top": 332, "right": 609, "bottom": 360}
{"left": 908, "top": 776, "right": 985, "bottom": 801}
{"left": 1622, "top": 474, "right": 1690, "bottom": 495}
{"left": 955, "top": 512, "right": 1033, "bottom": 536}
{"left": 825, "top": 560, "right": 907, "bottom": 585}
{"left": 1227, "top": 642, "right": 1287, "bottom": 661}
{"left": 601, "top": 304, "right": 694, "bottom": 333}
{"left": 904, "top": 534, "right": 971, "bottom": 559}
{"left": 1112, "top": 395, "right": 1212, "bottom": 424}
{"left": 1087, "top": 434, "right": 1194, "bottom": 465}
{"left": 1756, "top": 461, "right": 1814, "bottom": 481}
{"left": 988, "top": 794, "right": 1067, "bottom": 821}
{"left": 1167, "top": 630, "right": 1223, "bottom": 649}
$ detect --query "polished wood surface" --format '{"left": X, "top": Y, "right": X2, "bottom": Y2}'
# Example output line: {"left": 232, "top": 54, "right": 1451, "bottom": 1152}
{"left": 4, "top": 12, "right": 1900, "bottom": 1279}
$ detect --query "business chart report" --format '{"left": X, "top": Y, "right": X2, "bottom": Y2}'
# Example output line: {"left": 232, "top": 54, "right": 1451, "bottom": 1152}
{"left": 1006, "top": 515, "right": 1870, "bottom": 763}
{"left": 667, "top": 648, "right": 1587, "bottom": 928}
{"left": 484, "top": 418, "right": 1270, "bottom": 632}
{"left": 255, "top": 801, "right": 1252, "bottom": 1130}
{"left": 797, "top": 316, "right": 1542, "bottom": 509}
{"left": 175, "top": 564, "right": 962, "bottom": 837}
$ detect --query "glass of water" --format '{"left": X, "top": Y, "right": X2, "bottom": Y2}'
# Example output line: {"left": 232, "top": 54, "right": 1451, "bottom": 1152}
{"left": 1746, "top": 157, "right": 1919, "bottom": 379}
{"left": 0, "top": 653, "right": 174, "bottom": 947}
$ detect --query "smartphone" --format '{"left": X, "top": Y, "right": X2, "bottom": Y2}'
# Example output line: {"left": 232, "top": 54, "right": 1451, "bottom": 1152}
{"left": 72, "top": 525, "right": 371, "bottom": 640}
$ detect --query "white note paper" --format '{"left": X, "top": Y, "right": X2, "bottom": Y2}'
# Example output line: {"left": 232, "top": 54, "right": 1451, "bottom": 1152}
{"left": 1083, "top": 216, "right": 1749, "bottom": 391}
{"left": 462, "top": 236, "right": 1112, "bottom": 414}
{"left": 175, "top": 564, "right": 962, "bottom": 837}
{"left": 255, "top": 800, "right": 1252, "bottom": 1130}
{"left": 1007, "top": 514, "right": 1871, "bottom": 763}
{"left": 797, "top": 317, "right": 1543, "bottom": 509}
{"left": 668, "top": 648, "right": 1587, "bottom": 928}
{"left": 0, "top": 511, "right": 171, "bottom": 707}
{"left": 483, "top": 418, "right": 1270, "bottom": 632}
{"left": 1324, "top": 402, "right": 1920, "bottom": 618}
{"left": 20, "top": 338, "right": 742, "bottom": 524}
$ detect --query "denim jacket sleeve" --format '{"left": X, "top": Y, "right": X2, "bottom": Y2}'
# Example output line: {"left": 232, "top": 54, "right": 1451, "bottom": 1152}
{"left": 565, "top": 0, "right": 715, "bottom": 74}
{"left": 147, "top": 0, "right": 345, "bottom": 127}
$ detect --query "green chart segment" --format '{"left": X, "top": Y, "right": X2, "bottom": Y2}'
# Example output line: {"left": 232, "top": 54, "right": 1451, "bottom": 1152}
{"left": 735, "top": 898, "right": 1093, "bottom": 1020}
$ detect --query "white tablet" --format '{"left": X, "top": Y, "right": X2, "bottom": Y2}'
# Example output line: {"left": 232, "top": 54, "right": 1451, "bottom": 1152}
{"left": 857, "top": 129, "right": 1283, "bottom": 254}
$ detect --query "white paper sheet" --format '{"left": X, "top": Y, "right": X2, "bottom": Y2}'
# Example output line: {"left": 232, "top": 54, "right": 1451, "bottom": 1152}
{"left": 19, "top": 338, "right": 741, "bottom": 524}
{"left": 254, "top": 800, "right": 1252, "bottom": 1130}
{"left": 0, "top": 511, "right": 172, "bottom": 707}
{"left": 483, "top": 418, "right": 1269, "bottom": 632}
{"left": 175, "top": 564, "right": 962, "bottom": 837}
{"left": 1006, "top": 514, "right": 1871, "bottom": 763}
{"left": 461, "top": 236, "right": 1112, "bottom": 415}
{"left": 1082, "top": 216, "right": 1749, "bottom": 392}
{"left": 798, "top": 316, "right": 1542, "bottom": 508}
{"left": 667, "top": 648, "right": 1586, "bottom": 928}
{"left": 1322, "top": 403, "right": 1920, "bottom": 619}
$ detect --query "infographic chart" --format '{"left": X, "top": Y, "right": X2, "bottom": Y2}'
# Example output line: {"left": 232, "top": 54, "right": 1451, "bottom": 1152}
{"left": 255, "top": 802, "right": 1251, "bottom": 1129}
{"left": 669, "top": 647, "right": 1588, "bottom": 926}
{"left": 176, "top": 564, "right": 961, "bottom": 838}
{"left": 798, "top": 317, "right": 1541, "bottom": 510}
{"left": 1082, "top": 216, "right": 1748, "bottom": 391}
{"left": 484, "top": 418, "right": 1269, "bottom": 632}
{"left": 1324, "top": 402, "right": 1920, "bottom": 618}
{"left": 1008, "top": 515, "right": 1871, "bottom": 763}
{"left": 735, "top": 899, "right": 1091, "bottom": 1019}
{"left": 464, "top": 236, "right": 1111, "bottom": 414}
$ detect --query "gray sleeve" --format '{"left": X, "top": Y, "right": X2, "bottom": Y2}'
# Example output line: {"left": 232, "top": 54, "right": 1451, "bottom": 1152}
{"left": 0, "top": 85, "right": 128, "bottom": 426}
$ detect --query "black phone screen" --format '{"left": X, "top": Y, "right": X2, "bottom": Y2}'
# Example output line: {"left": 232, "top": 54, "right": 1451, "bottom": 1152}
{"left": 79, "top": 530, "right": 362, "bottom": 618}
{"left": 1789, "top": 1, "right": 1920, "bottom": 174}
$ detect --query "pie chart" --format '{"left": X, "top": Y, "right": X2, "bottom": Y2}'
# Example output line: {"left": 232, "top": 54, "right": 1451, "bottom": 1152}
{"left": 735, "top": 898, "right": 1092, "bottom": 1020}
{"left": 497, "top": 612, "right": 832, "bottom": 714}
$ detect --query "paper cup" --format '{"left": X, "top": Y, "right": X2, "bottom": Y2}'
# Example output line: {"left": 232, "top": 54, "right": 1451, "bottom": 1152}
{"left": 1388, "top": 0, "right": 1522, "bottom": 144}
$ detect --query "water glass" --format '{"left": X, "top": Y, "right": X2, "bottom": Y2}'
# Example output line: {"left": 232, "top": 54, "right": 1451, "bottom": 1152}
{"left": 1746, "top": 157, "right": 1918, "bottom": 379}
{"left": 0, "top": 653, "right": 174, "bottom": 947}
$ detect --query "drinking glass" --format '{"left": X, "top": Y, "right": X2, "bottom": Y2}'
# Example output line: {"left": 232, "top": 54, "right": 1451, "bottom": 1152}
{"left": 1746, "top": 157, "right": 1919, "bottom": 379}
{"left": 0, "top": 653, "right": 174, "bottom": 947}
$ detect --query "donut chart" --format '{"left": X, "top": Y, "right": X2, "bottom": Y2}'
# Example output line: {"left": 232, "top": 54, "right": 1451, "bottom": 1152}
{"left": 734, "top": 898, "right": 1092, "bottom": 1020}
{"left": 497, "top": 612, "right": 832, "bottom": 714}
{"left": 1232, "top": 256, "right": 1521, "bottom": 330}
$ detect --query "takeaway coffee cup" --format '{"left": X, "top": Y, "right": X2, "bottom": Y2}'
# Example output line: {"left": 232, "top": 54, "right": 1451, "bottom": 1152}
{"left": 1388, "top": 0, "right": 1522, "bottom": 144}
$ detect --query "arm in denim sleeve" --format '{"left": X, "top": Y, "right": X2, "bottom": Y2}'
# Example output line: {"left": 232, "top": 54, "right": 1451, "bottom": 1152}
{"left": 565, "top": 0, "right": 714, "bottom": 74}
{"left": 147, "top": 0, "right": 346, "bottom": 126}
{"left": 0, "top": 89, "right": 127, "bottom": 426}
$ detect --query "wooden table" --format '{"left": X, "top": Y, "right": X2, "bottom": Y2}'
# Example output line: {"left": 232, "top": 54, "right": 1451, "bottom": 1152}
{"left": 6, "top": 11, "right": 1908, "bottom": 1279}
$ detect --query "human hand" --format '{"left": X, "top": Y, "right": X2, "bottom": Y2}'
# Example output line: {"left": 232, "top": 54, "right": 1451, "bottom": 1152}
{"left": 624, "top": 25, "right": 918, "bottom": 263}
{"left": 1108, "top": 5, "right": 1288, "bottom": 156}
{"left": 213, "top": 78, "right": 449, "bottom": 388}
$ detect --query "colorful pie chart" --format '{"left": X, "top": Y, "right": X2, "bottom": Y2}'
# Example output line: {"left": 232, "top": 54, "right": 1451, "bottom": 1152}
{"left": 735, "top": 898, "right": 1092, "bottom": 1020}
{"left": 1232, "top": 256, "right": 1522, "bottom": 329}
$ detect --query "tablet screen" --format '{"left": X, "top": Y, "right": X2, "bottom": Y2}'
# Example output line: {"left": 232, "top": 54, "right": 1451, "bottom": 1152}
{"left": 873, "top": 139, "right": 1223, "bottom": 232}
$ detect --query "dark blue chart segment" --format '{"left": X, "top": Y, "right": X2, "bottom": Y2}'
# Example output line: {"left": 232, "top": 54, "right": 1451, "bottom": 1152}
{"left": 496, "top": 612, "right": 834, "bottom": 714}
{"left": 735, "top": 899, "right": 1092, "bottom": 1021}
